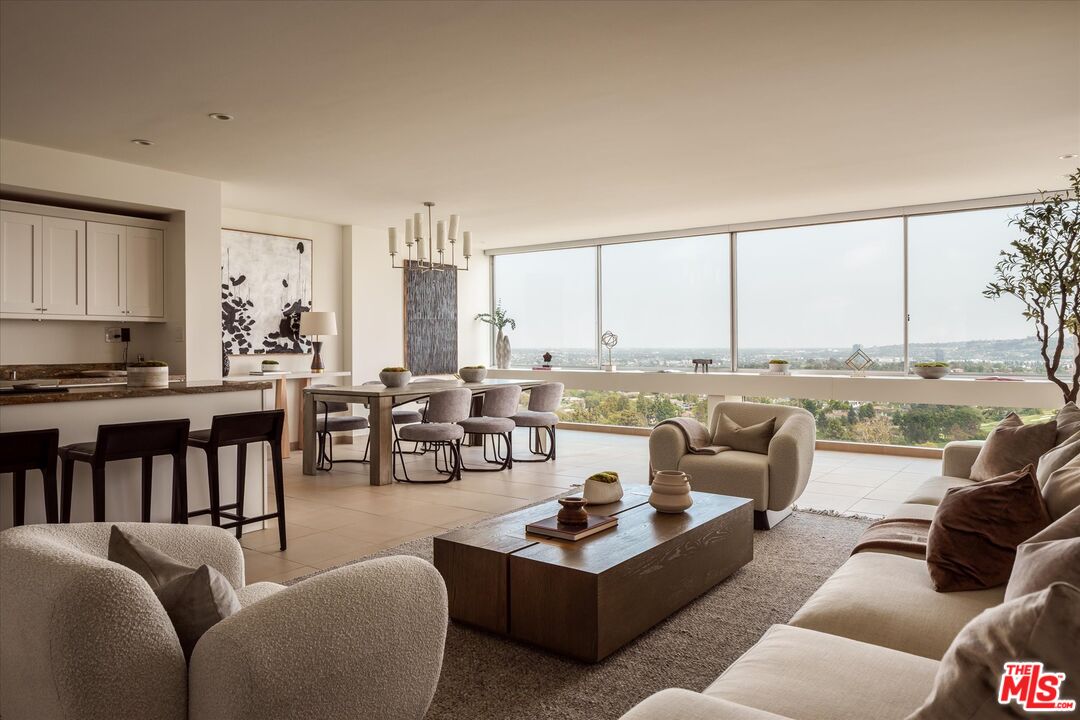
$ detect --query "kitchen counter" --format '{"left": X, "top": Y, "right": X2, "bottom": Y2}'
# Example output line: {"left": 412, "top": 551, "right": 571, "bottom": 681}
{"left": 0, "top": 379, "right": 271, "bottom": 406}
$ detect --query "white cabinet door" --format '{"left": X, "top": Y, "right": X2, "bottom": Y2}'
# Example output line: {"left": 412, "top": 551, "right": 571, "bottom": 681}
{"left": 86, "top": 221, "right": 126, "bottom": 317}
{"left": 0, "top": 210, "right": 43, "bottom": 314}
{"left": 124, "top": 226, "right": 164, "bottom": 318}
{"left": 41, "top": 216, "right": 86, "bottom": 316}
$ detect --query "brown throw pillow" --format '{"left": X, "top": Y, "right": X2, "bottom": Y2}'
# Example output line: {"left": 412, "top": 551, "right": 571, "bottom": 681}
{"left": 969, "top": 413, "right": 1057, "bottom": 482}
{"left": 712, "top": 412, "right": 775, "bottom": 454}
{"left": 906, "top": 582, "right": 1080, "bottom": 720}
{"left": 927, "top": 466, "right": 1051, "bottom": 592}
{"left": 108, "top": 526, "right": 241, "bottom": 659}
{"left": 1005, "top": 507, "right": 1080, "bottom": 601}
{"left": 1037, "top": 429, "right": 1080, "bottom": 487}
{"left": 1043, "top": 453, "right": 1080, "bottom": 521}
{"left": 1055, "top": 401, "right": 1080, "bottom": 446}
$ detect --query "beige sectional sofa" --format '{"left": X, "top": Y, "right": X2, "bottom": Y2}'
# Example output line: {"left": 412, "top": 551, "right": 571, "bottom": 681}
{"left": 620, "top": 439, "right": 1079, "bottom": 720}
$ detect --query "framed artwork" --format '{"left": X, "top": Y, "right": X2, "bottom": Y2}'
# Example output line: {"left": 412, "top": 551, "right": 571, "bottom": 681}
{"left": 404, "top": 261, "right": 458, "bottom": 374}
{"left": 221, "top": 228, "right": 313, "bottom": 355}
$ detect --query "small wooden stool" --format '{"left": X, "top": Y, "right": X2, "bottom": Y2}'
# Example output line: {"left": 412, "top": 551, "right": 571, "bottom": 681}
{"left": 187, "top": 409, "right": 287, "bottom": 550}
{"left": 692, "top": 358, "right": 714, "bottom": 373}
{"left": 60, "top": 419, "right": 190, "bottom": 523}
{"left": 0, "top": 428, "right": 59, "bottom": 525}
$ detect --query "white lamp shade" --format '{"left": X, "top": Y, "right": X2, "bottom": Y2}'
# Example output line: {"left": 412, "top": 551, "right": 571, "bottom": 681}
{"left": 300, "top": 311, "right": 338, "bottom": 336}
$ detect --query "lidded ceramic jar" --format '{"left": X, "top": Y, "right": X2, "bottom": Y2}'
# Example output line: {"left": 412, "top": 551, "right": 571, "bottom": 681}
{"left": 649, "top": 470, "right": 693, "bottom": 513}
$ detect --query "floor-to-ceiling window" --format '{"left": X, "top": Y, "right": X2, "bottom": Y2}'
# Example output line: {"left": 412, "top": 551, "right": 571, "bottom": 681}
{"left": 600, "top": 234, "right": 730, "bottom": 370}
{"left": 736, "top": 218, "right": 904, "bottom": 370}
{"left": 492, "top": 247, "right": 598, "bottom": 368}
{"left": 908, "top": 207, "right": 1045, "bottom": 375}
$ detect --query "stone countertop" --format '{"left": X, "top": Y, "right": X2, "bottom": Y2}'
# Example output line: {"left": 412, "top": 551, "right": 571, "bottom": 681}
{"left": 0, "top": 379, "right": 272, "bottom": 406}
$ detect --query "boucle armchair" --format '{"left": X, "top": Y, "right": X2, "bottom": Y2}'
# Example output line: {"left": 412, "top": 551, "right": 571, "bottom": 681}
{"left": 0, "top": 522, "right": 448, "bottom": 720}
{"left": 650, "top": 401, "right": 815, "bottom": 529}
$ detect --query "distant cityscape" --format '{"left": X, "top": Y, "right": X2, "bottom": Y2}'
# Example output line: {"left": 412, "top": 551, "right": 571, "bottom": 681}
{"left": 509, "top": 337, "right": 1070, "bottom": 447}
{"left": 512, "top": 336, "right": 1063, "bottom": 375}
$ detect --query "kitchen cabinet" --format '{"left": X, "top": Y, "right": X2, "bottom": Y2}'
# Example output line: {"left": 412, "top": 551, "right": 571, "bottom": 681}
{"left": 86, "top": 222, "right": 164, "bottom": 319}
{"left": 0, "top": 211, "right": 85, "bottom": 317}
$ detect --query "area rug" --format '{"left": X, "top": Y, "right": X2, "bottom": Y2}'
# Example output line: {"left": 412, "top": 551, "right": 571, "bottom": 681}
{"left": 292, "top": 509, "right": 872, "bottom": 720}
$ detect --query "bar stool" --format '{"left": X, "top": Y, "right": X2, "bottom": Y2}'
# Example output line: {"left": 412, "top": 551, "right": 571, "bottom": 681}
{"left": 0, "top": 428, "right": 59, "bottom": 525}
{"left": 312, "top": 383, "right": 369, "bottom": 471}
{"left": 459, "top": 384, "right": 522, "bottom": 472}
{"left": 393, "top": 388, "right": 471, "bottom": 483}
{"left": 512, "top": 382, "right": 564, "bottom": 462}
{"left": 60, "top": 419, "right": 190, "bottom": 523}
{"left": 187, "top": 409, "right": 287, "bottom": 550}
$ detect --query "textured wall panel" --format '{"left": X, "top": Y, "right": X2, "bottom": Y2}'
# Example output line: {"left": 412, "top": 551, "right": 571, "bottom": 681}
{"left": 405, "top": 261, "right": 458, "bottom": 374}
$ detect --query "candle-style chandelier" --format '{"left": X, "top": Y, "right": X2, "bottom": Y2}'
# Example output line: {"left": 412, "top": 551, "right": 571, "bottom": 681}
{"left": 388, "top": 201, "right": 471, "bottom": 272}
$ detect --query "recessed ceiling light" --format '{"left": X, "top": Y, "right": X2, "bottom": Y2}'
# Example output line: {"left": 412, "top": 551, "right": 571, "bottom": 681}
{"left": 1060, "top": 153, "right": 1078, "bottom": 160}
{"left": 130, "top": 139, "right": 154, "bottom": 146}
{"left": 208, "top": 113, "right": 234, "bottom": 121}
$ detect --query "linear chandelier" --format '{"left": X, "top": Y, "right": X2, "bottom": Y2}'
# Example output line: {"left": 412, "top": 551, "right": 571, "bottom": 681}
{"left": 388, "top": 201, "right": 471, "bottom": 272}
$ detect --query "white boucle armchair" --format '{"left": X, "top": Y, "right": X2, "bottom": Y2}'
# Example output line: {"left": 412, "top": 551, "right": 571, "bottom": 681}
{"left": 0, "top": 523, "right": 448, "bottom": 720}
{"left": 649, "top": 401, "right": 816, "bottom": 529}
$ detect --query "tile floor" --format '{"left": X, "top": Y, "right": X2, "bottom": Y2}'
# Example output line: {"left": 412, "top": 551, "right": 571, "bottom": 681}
{"left": 241, "top": 430, "right": 938, "bottom": 583}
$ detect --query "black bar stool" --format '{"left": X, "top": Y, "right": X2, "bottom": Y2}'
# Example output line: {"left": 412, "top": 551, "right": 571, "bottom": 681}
{"left": 0, "top": 428, "right": 59, "bottom": 525}
{"left": 187, "top": 409, "right": 287, "bottom": 550}
{"left": 60, "top": 419, "right": 191, "bottom": 523}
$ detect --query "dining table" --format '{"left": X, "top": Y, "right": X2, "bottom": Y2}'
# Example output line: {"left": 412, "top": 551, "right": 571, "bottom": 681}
{"left": 302, "top": 377, "right": 543, "bottom": 485}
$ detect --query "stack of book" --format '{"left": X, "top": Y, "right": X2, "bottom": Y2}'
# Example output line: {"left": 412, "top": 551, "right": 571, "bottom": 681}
{"left": 526, "top": 514, "right": 617, "bottom": 541}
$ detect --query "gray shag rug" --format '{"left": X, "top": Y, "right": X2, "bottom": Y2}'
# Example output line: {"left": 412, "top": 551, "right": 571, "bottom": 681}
{"left": 293, "top": 509, "right": 872, "bottom": 720}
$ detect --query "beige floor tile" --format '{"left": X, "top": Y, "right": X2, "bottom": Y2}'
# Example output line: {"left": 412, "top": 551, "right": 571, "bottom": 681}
{"left": 256, "top": 564, "right": 319, "bottom": 585}
{"left": 330, "top": 513, "right": 441, "bottom": 543}
{"left": 307, "top": 544, "right": 383, "bottom": 571}
{"left": 849, "top": 498, "right": 903, "bottom": 516}
{"left": 271, "top": 531, "right": 373, "bottom": 566}
{"left": 806, "top": 480, "right": 881, "bottom": 498}
{"left": 794, "top": 492, "right": 854, "bottom": 513}
{"left": 386, "top": 503, "right": 492, "bottom": 528}
{"left": 239, "top": 521, "right": 321, "bottom": 551}
{"left": 815, "top": 468, "right": 897, "bottom": 485}
{"left": 242, "top": 548, "right": 310, "bottom": 583}
{"left": 864, "top": 486, "right": 918, "bottom": 503}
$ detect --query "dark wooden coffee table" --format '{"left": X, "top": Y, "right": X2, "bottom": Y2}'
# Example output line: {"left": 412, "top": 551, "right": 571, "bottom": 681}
{"left": 433, "top": 488, "right": 753, "bottom": 662}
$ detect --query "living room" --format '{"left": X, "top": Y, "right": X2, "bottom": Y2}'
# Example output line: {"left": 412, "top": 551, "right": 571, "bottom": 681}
{"left": 0, "top": 1, "right": 1077, "bottom": 719}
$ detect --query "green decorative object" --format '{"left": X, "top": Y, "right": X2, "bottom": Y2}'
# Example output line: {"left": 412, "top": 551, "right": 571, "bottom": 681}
{"left": 583, "top": 470, "right": 624, "bottom": 505}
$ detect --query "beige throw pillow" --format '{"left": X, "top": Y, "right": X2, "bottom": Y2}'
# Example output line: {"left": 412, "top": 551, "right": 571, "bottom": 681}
{"left": 712, "top": 412, "right": 775, "bottom": 454}
{"left": 970, "top": 413, "right": 1057, "bottom": 482}
{"left": 1005, "top": 507, "right": 1080, "bottom": 601}
{"left": 907, "top": 582, "right": 1080, "bottom": 720}
{"left": 1037, "top": 429, "right": 1080, "bottom": 487}
{"left": 1055, "top": 402, "right": 1080, "bottom": 446}
{"left": 108, "top": 526, "right": 241, "bottom": 660}
{"left": 1044, "top": 455, "right": 1080, "bottom": 521}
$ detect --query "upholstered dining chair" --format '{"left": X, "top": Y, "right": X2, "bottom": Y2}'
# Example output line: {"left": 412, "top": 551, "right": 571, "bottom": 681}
{"left": 458, "top": 384, "right": 522, "bottom": 472}
{"left": 393, "top": 388, "right": 472, "bottom": 483}
{"left": 312, "top": 384, "right": 368, "bottom": 471}
{"left": 511, "top": 382, "right": 564, "bottom": 462}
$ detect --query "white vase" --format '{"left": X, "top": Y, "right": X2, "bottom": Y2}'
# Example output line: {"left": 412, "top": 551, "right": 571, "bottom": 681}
{"left": 495, "top": 330, "right": 511, "bottom": 369}
{"left": 583, "top": 476, "right": 624, "bottom": 505}
{"left": 127, "top": 365, "right": 170, "bottom": 389}
{"left": 649, "top": 470, "right": 694, "bottom": 513}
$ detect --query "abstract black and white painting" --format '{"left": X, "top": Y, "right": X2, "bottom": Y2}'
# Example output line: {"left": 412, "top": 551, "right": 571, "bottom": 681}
{"left": 221, "top": 229, "right": 313, "bottom": 355}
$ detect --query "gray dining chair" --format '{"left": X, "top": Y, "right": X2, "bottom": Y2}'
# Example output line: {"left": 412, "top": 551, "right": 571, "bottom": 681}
{"left": 458, "top": 384, "right": 522, "bottom": 472}
{"left": 393, "top": 388, "right": 472, "bottom": 483}
{"left": 511, "top": 382, "right": 563, "bottom": 462}
{"left": 312, "top": 384, "right": 369, "bottom": 471}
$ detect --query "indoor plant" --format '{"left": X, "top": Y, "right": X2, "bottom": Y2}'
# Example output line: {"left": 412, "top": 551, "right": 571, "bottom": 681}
{"left": 379, "top": 366, "right": 412, "bottom": 387}
{"left": 475, "top": 302, "right": 516, "bottom": 369}
{"left": 913, "top": 361, "right": 950, "bottom": 379}
{"left": 984, "top": 169, "right": 1079, "bottom": 403}
{"left": 768, "top": 359, "right": 790, "bottom": 374}
{"left": 127, "top": 360, "right": 169, "bottom": 388}
{"left": 261, "top": 358, "right": 281, "bottom": 372}
{"left": 459, "top": 365, "right": 488, "bottom": 383}
{"left": 583, "top": 471, "right": 624, "bottom": 505}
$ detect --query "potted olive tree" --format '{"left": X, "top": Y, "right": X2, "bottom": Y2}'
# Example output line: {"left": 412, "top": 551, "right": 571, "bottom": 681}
{"left": 984, "top": 169, "right": 1079, "bottom": 403}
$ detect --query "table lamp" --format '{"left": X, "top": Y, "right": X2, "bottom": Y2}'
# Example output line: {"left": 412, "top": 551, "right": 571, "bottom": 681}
{"left": 299, "top": 311, "right": 337, "bottom": 373}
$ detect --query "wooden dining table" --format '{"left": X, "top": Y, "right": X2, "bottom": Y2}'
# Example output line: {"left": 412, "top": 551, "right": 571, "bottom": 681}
{"left": 302, "top": 378, "right": 543, "bottom": 485}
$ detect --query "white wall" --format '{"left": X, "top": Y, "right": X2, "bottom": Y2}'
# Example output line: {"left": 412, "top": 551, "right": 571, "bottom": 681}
{"left": 343, "top": 226, "right": 491, "bottom": 382}
{"left": 0, "top": 139, "right": 221, "bottom": 378}
{"left": 0, "top": 320, "right": 125, "bottom": 364}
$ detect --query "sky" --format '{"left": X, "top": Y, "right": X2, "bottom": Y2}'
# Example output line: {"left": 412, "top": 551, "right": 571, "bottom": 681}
{"left": 493, "top": 206, "right": 1032, "bottom": 350}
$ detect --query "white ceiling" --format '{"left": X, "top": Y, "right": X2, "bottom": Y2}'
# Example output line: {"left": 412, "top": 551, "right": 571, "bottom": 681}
{"left": 1, "top": 0, "right": 1077, "bottom": 248}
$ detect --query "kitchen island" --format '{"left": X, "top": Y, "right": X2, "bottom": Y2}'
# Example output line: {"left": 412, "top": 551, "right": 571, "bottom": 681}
{"left": 0, "top": 379, "right": 274, "bottom": 529}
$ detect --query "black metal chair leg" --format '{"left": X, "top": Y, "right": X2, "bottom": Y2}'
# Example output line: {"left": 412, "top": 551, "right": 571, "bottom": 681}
{"left": 270, "top": 444, "right": 287, "bottom": 551}
{"left": 140, "top": 457, "right": 153, "bottom": 522}
{"left": 232, "top": 447, "right": 245, "bottom": 537}
{"left": 12, "top": 470, "right": 25, "bottom": 527}
{"left": 91, "top": 466, "right": 106, "bottom": 522}
{"left": 60, "top": 458, "right": 74, "bottom": 522}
